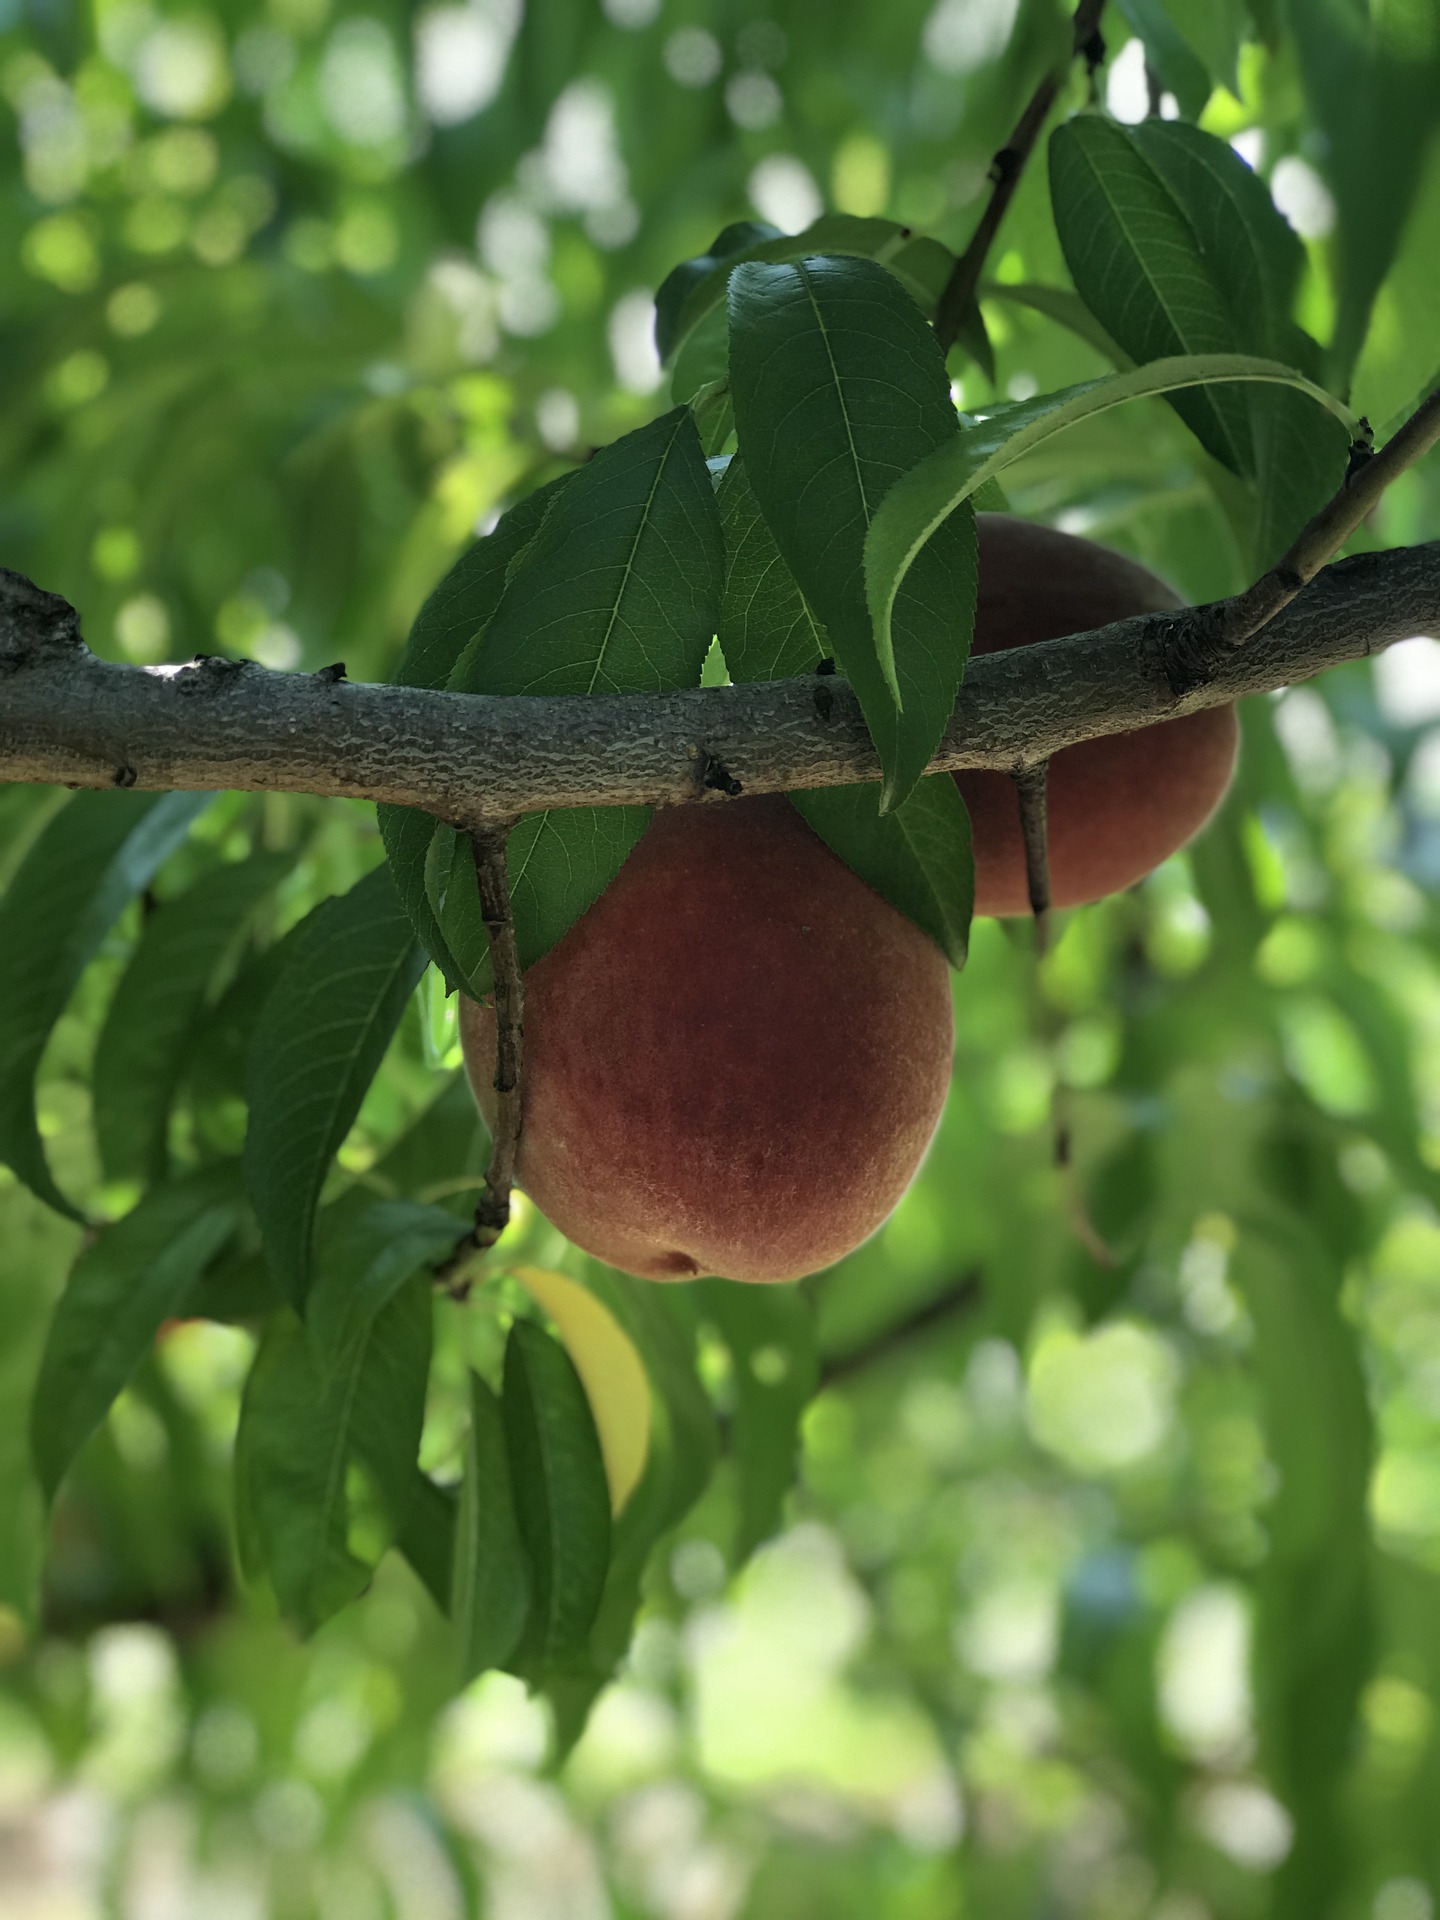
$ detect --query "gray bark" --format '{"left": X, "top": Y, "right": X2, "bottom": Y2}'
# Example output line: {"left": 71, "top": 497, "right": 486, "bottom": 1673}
{"left": 2, "top": 545, "right": 1436, "bottom": 821}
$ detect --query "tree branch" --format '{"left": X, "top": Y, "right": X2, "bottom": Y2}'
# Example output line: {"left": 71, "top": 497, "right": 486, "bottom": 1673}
{"left": 820, "top": 1270, "right": 983, "bottom": 1389}
{"left": 3, "top": 545, "right": 1437, "bottom": 817}
{"left": 933, "top": 0, "right": 1106, "bottom": 356}
{"left": 1204, "top": 388, "right": 1440, "bottom": 650}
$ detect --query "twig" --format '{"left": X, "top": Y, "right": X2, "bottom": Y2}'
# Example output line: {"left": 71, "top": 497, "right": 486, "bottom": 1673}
{"left": 1012, "top": 760, "right": 1052, "bottom": 955}
{"left": 933, "top": 0, "right": 1107, "bottom": 356}
{"left": 434, "top": 823, "right": 524, "bottom": 1299}
{"left": 820, "top": 1270, "right": 983, "bottom": 1388}
{"left": 1205, "top": 388, "right": 1440, "bottom": 649}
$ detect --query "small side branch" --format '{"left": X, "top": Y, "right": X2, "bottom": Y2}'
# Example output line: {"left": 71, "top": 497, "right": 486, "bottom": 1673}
{"left": 471, "top": 824, "right": 524, "bottom": 1253}
{"left": 1012, "top": 760, "right": 1053, "bottom": 955}
{"left": 933, "top": 0, "right": 1106, "bottom": 356}
{"left": 1207, "top": 387, "right": 1440, "bottom": 650}
{"left": 820, "top": 1270, "right": 983, "bottom": 1388}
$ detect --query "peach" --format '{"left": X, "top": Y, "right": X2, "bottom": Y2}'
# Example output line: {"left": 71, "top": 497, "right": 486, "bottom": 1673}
{"left": 461, "top": 797, "right": 953, "bottom": 1283}
{"left": 959, "top": 515, "right": 1239, "bottom": 916}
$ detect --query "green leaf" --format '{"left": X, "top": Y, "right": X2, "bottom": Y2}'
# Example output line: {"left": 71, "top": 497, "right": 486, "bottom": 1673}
{"left": 1286, "top": 0, "right": 1440, "bottom": 376}
{"left": 981, "top": 281, "right": 1130, "bottom": 367}
{"left": 693, "top": 1279, "right": 820, "bottom": 1561}
{"left": 655, "top": 219, "right": 782, "bottom": 361}
{"left": 425, "top": 805, "right": 652, "bottom": 1001}
{"left": 502, "top": 1317, "right": 612, "bottom": 1671}
{"left": 716, "top": 455, "right": 828, "bottom": 683}
{"left": 455, "top": 407, "right": 722, "bottom": 700}
{"left": 792, "top": 776, "right": 974, "bottom": 972}
{"left": 423, "top": 407, "right": 722, "bottom": 999}
{"left": 0, "top": 1189, "right": 84, "bottom": 1622}
{"left": 307, "top": 1193, "right": 469, "bottom": 1366}
{"left": 391, "top": 476, "right": 573, "bottom": 694}
{"left": 452, "top": 1374, "right": 530, "bottom": 1681}
{"left": 394, "top": 1471, "right": 459, "bottom": 1617}
{"left": 30, "top": 1165, "right": 245, "bottom": 1502}
{"left": 378, "top": 476, "right": 572, "bottom": 988}
{"left": 1352, "top": 136, "right": 1440, "bottom": 435}
{"left": 1232, "top": 1211, "right": 1373, "bottom": 1915}
{"left": 659, "top": 214, "right": 954, "bottom": 373}
{"left": 865, "top": 353, "right": 1354, "bottom": 671}
{"left": 0, "top": 790, "right": 211, "bottom": 1218}
{"left": 234, "top": 1275, "right": 433, "bottom": 1636}
{"left": 1049, "top": 116, "right": 1351, "bottom": 563}
{"left": 1154, "top": 0, "right": 1246, "bottom": 91}
{"left": 728, "top": 254, "right": 975, "bottom": 810}
{"left": 92, "top": 851, "right": 294, "bottom": 1184}
{"left": 244, "top": 864, "right": 426, "bottom": 1310}
{"left": 1113, "top": 0, "right": 1212, "bottom": 119}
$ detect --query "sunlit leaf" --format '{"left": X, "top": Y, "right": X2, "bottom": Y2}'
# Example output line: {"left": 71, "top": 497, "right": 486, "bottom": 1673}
{"left": 502, "top": 1318, "right": 611, "bottom": 1671}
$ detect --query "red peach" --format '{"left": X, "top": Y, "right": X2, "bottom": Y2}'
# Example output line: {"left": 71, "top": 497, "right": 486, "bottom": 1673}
{"left": 461, "top": 797, "right": 953, "bottom": 1283}
{"left": 958, "top": 515, "right": 1239, "bottom": 916}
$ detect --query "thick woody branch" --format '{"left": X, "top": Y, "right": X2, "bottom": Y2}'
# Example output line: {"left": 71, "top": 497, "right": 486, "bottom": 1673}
{"left": 3, "top": 545, "right": 1438, "bottom": 817}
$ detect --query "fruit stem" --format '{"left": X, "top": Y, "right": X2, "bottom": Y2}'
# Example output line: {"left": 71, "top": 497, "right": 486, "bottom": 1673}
{"left": 1012, "top": 760, "right": 1052, "bottom": 957}
{"left": 470, "top": 822, "right": 525, "bottom": 1259}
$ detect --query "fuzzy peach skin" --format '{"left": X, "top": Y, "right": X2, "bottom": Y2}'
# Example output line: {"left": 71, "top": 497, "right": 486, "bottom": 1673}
{"left": 461, "top": 796, "right": 954, "bottom": 1283}
{"left": 958, "top": 514, "right": 1240, "bottom": 916}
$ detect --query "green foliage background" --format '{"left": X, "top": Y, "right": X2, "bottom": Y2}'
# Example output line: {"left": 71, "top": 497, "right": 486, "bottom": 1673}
{"left": 3, "top": 1, "right": 1440, "bottom": 1917}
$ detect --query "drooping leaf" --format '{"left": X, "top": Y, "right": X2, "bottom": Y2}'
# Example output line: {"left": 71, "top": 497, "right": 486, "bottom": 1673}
{"left": 1233, "top": 1211, "right": 1374, "bottom": 1916}
{"left": 1153, "top": 0, "right": 1246, "bottom": 92}
{"left": 234, "top": 1275, "right": 433, "bottom": 1636}
{"left": 1286, "top": 0, "right": 1440, "bottom": 376}
{"left": 307, "top": 1193, "right": 470, "bottom": 1368}
{"left": 92, "top": 851, "right": 294, "bottom": 1184}
{"left": 693, "top": 1279, "right": 820, "bottom": 1561}
{"left": 395, "top": 1471, "right": 460, "bottom": 1618}
{"left": 864, "top": 353, "right": 1354, "bottom": 671}
{"left": 728, "top": 253, "right": 976, "bottom": 810}
{"left": 510, "top": 1266, "right": 652, "bottom": 1516}
{"left": 243, "top": 864, "right": 426, "bottom": 1310}
{"left": 1048, "top": 116, "right": 1351, "bottom": 563}
{"left": 0, "top": 1188, "right": 85, "bottom": 1623}
{"left": 424, "top": 407, "right": 722, "bottom": 999}
{"left": 29, "top": 1164, "right": 245, "bottom": 1502}
{"left": 378, "top": 475, "right": 573, "bottom": 987}
{"left": 502, "top": 1317, "right": 612, "bottom": 1672}
{"left": 452, "top": 1374, "right": 530, "bottom": 1681}
{"left": 1352, "top": 136, "right": 1440, "bottom": 434}
{"left": 0, "top": 790, "right": 212, "bottom": 1217}
{"left": 1113, "top": 0, "right": 1212, "bottom": 119}
{"left": 793, "top": 776, "right": 974, "bottom": 972}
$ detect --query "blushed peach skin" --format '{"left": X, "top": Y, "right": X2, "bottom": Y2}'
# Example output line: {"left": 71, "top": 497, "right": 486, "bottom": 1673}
{"left": 959, "top": 515, "right": 1239, "bottom": 917}
{"left": 461, "top": 796, "right": 954, "bottom": 1283}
